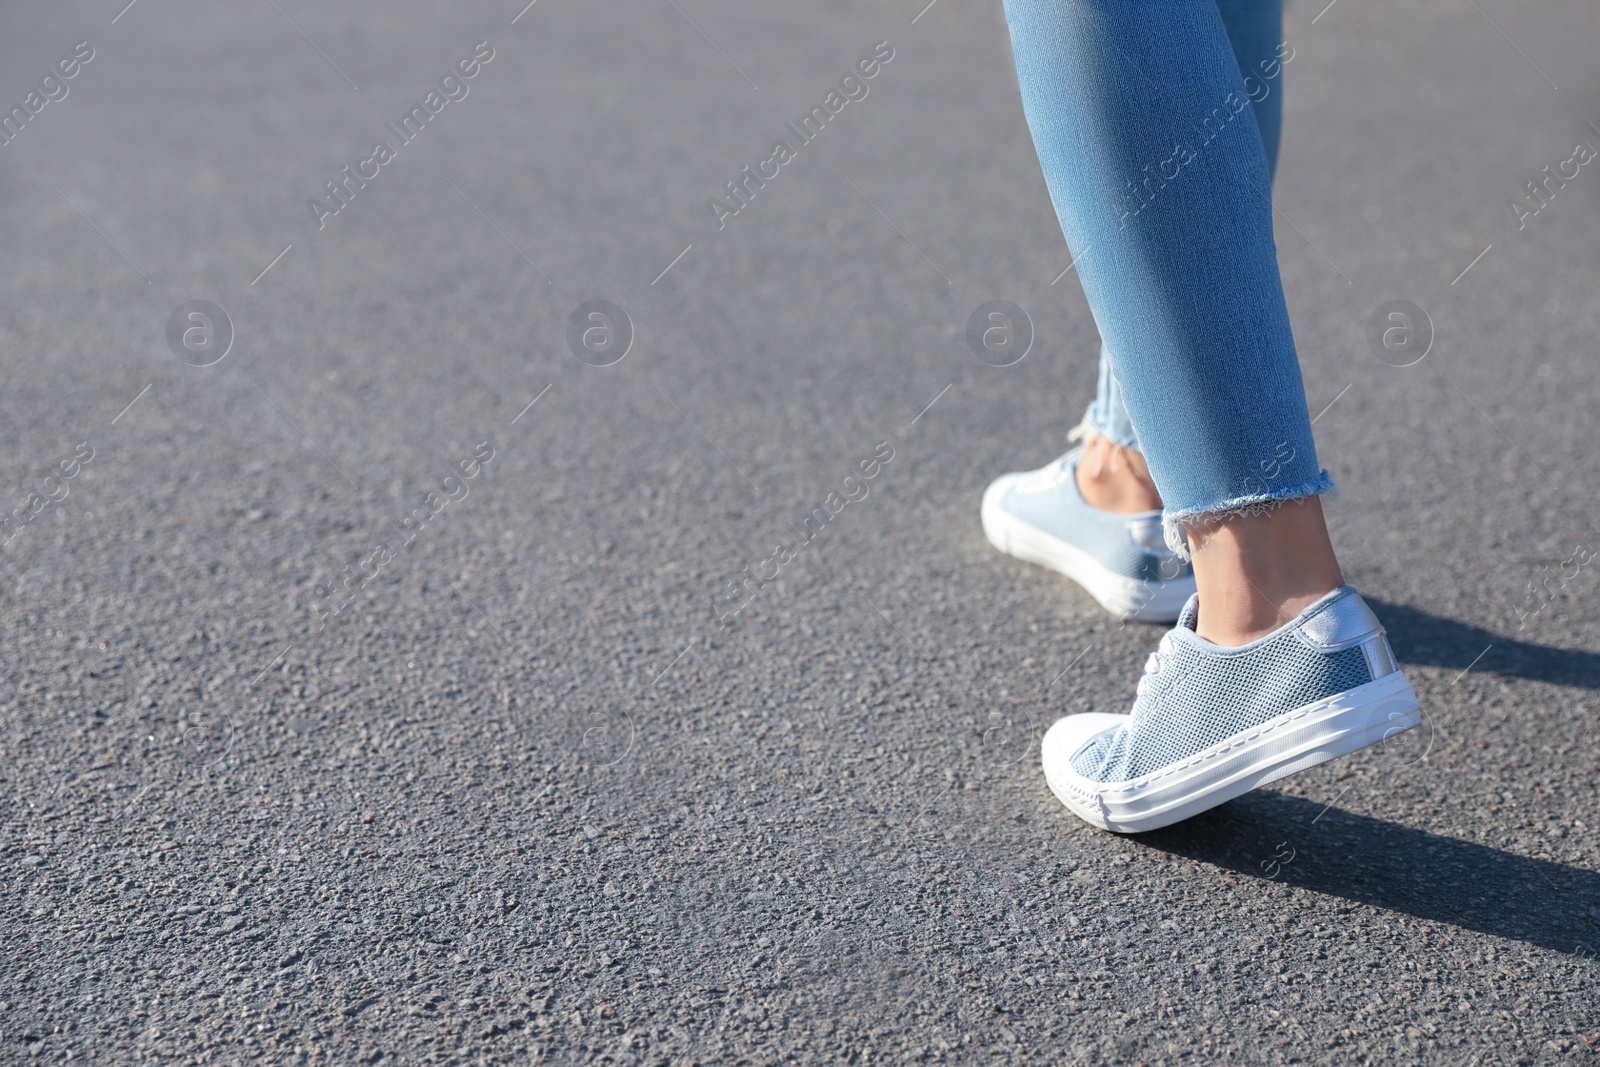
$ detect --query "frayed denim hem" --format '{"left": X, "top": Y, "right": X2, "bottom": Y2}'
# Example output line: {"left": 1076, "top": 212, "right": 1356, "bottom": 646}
{"left": 1162, "top": 470, "right": 1339, "bottom": 560}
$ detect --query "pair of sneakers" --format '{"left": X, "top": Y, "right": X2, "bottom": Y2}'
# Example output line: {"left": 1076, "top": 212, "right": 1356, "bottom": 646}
{"left": 982, "top": 445, "right": 1421, "bottom": 833}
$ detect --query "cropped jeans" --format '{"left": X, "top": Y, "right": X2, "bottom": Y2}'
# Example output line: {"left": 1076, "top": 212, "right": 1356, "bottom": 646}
{"left": 1003, "top": 0, "right": 1334, "bottom": 552}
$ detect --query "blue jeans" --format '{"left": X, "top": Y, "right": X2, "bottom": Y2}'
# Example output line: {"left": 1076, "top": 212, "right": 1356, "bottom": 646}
{"left": 1004, "top": 0, "right": 1333, "bottom": 549}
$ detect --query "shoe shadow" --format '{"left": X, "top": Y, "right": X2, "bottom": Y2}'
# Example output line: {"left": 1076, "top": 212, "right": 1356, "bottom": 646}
{"left": 1138, "top": 792, "right": 1600, "bottom": 957}
{"left": 1365, "top": 597, "right": 1600, "bottom": 691}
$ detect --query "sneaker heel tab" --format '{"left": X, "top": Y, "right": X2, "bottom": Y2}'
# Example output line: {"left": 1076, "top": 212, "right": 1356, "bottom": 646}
{"left": 1297, "top": 589, "right": 1384, "bottom": 651}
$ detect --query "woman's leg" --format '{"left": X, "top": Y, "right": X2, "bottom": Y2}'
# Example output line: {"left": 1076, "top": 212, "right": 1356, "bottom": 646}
{"left": 1005, "top": 0, "right": 1337, "bottom": 645}
{"left": 1075, "top": 345, "right": 1163, "bottom": 514}
{"left": 1076, "top": 0, "right": 1289, "bottom": 520}
{"left": 1217, "top": 0, "right": 1287, "bottom": 181}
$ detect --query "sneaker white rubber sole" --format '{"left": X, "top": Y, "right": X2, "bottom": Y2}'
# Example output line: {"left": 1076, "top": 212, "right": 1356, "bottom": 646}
{"left": 1041, "top": 670, "right": 1422, "bottom": 833}
{"left": 981, "top": 482, "right": 1195, "bottom": 623}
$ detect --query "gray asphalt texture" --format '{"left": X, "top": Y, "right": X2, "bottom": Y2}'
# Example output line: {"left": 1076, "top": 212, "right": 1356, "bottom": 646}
{"left": 3, "top": 0, "right": 1599, "bottom": 1062}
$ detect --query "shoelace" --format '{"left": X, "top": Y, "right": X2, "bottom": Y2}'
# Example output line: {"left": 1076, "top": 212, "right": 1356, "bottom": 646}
{"left": 1134, "top": 633, "right": 1178, "bottom": 700}
{"left": 1067, "top": 415, "right": 1132, "bottom": 480}
{"left": 1014, "top": 418, "right": 1124, "bottom": 495}
{"left": 1013, "top": 452, "right": 1074, "bottom": 494}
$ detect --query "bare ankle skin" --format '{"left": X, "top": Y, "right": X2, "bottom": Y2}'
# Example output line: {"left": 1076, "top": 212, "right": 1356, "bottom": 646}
{"left": 1185, "top": 496, "right": 1344, "bottom": 647}
{"left": 1074, "top": 434, "right": 1163, "bottom": 513}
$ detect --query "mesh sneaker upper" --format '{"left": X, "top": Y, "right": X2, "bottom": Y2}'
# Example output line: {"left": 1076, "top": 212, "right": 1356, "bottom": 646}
{"left": 991, "top": 448, "right": 1190, "bottom": 583}
{"left": 1069, "top": 588, "right": 1380, "bottom": 783}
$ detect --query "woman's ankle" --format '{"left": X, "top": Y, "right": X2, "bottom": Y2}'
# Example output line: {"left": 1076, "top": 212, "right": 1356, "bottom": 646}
{"left": 1186, "top": 496, "right": 1344, "bottom": 647}
{"left": 1075, "top": 434, "right": 1163, "bottom": 513}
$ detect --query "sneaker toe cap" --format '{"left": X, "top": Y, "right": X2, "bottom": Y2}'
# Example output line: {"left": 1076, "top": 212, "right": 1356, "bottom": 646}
{"left": 982, "top": 470, "right": 1024, "bottom": 514}
{"left": 1041, "top": 712, "right": 1126, "bottom": 777}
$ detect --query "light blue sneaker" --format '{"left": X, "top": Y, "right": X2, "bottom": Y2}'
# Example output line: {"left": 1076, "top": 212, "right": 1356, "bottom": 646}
{"left": 1041, "top": 586, "right": 1421, "bottom": 833}
{"left": 982, "top": 446, "right": 1195, "bottom": 622}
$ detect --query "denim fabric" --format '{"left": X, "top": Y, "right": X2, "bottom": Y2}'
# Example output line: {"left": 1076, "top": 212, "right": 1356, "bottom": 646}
{"left": 1085, "top": 341, "right": 1139, "bottom": 449}
{"left": 1086, "top": 0, "right": 1284, "bottom": 451}
{"left": 1005, "top": 0, "right": 1333, "bottom": 549}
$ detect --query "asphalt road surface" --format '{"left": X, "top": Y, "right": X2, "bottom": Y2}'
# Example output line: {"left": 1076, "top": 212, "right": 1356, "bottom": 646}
{"left": 3, "top": 0, "right": 1599, "bottom": 1062}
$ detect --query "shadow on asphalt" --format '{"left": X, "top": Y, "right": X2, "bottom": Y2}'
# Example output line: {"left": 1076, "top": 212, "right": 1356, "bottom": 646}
{"left": 1366, "top": 597, "right": 1599, "bottom": 691}
{"left": 1138, "top": 792, "right": 1600, "bottom": 957}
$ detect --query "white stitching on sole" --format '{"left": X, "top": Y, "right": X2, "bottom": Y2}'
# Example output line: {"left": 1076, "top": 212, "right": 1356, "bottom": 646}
{"left": 1045, "top": 672, "right": 1420, "bottom": 816}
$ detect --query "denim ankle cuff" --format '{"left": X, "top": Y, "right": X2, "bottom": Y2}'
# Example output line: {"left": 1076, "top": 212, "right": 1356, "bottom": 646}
{"left": 1161, "top": 469, "right": 1339, "bottom": 560}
